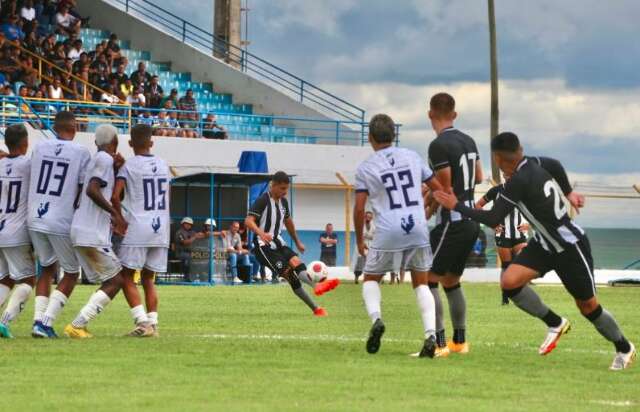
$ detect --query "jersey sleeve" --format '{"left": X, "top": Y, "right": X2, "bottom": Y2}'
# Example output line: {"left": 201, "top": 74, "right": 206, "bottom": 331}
{"left": 116, "top": 161, "right": 130, "bottom": 182}
{"left": 248, "top": 194, "right": 268, "bottom": 219}
{"left": 533, "top": 156, "right": 572, "bottom": 195}
{"left": 418, "top": 153, "right": 434, "bottom": 182}
{"left": 282, "top": 197, "right": 291, "bottom": 219}
{"left": 91, "top": 153, "right": 113, "bottom": 187}
{"left": 428, "top": 139, "right": 449, "bottom": 171}
{"left": 355, "top": 164, "right": 369, "bottom": 194}
{"left": 499, "top": 173, "right": 526, "bottom": 206}
{"left": 483, "top": 185, "right": 500, "bottom": 203}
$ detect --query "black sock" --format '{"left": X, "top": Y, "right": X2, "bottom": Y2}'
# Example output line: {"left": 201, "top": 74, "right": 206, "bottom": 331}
{"left": 453, "top": 329, "right": 465, "bottom": 344}
{"left": 541, "top": 310, "right": 563, "bottom": 328}
{"left": 436, "top": 330, "right": 446, "bottom": 348}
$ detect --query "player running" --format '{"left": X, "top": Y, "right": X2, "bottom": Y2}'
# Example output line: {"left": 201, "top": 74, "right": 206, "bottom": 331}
{"left": 29, "top": 111, "right": 91, "bottom": 338}
{"left": 355, "top": 114, "right": 444, "bottom": 357}
{"left": 434, "top": 132, "right": 636, "bottom": 370}
{"left": 112, "top": 124, "right": 170, "bottom": 337}
{"left": 245, "top": 172, "right": 340, "bottom": 317}
{"left": 0, "top": 124, "right": 36, "bottom": 338}
{"left": 426, "top": 93, "right": 482, "bottom": 356}
{"left": 65, "top": 125, "right": 127, "bottom": 338}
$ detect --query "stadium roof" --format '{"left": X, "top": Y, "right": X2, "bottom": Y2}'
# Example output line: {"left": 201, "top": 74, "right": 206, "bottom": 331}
{"left": 172, "top": 172, "right": 285, "bottom": 186}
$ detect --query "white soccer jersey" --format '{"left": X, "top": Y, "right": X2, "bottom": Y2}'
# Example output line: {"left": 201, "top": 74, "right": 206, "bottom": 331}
{"left": 28, "top": 139, "right": 91, "bottom": 235}
{"left": 70, "top": 151, "right": 115, "bottom": 247}
{"left": 0, "top": 155, "right": 31, "bottom": 247}
{"left": 118, "top": 154, "right": 170, "bottom": 247}
{"left": 355, "top": 147, "right": 432, "bottom": 252}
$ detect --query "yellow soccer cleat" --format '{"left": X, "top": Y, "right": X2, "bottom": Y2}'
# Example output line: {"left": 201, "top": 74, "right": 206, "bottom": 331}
{"left": 447, "top": 340, "right": 470, "bottom": 354}
{"left": 64, "top": 324, "right": 94, "bottom": 339}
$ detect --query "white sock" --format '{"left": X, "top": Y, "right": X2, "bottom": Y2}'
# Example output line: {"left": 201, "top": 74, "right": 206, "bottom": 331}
{"left": 71, "top": 290, "right": 111, "bottom": 328}
{"left": 414, "top": 284, "right": 436, "bottom": 339}
{"left": 0, "top": 283, "right": 11, "bottom": 307}
{"left": 147, "top": 311, "right": 158, "bottom": 326}
{"left": 34, "top": 295, "right": 49, "bottom": 323}
{"left": 42, "top": 290, "right": 68, "bottom": 327}
{"left": 1, "top": 283, "right": 32, "bottom": 325}
{"left": 130, "top": 305, "right": 149, "bottom": 325}
{"left": 362, "top": 280, "right": 382, "bottom": 323}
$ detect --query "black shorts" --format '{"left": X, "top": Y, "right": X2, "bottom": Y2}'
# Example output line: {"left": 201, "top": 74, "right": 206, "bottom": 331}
{"left": 514, "top": 237, "right": 595, "bottom": 301}
{"left": 495, "top": 236, "right": 527, "bottom": 249}
{"left": 254, "top": 245, "right": 298, "bottom": 277}
{"left": 430, "top": 220, "right": 480, "bottom": 276}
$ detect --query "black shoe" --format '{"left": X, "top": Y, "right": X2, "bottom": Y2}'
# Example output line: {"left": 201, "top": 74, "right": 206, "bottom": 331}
{"left": 501, "top": 292, "right": 510, "bottom": 305}
{"left": 366, "top": 319, "right": 385, "bottom": 354}
{"left": 418, "top": 335, "right": 437, "bottom": 358}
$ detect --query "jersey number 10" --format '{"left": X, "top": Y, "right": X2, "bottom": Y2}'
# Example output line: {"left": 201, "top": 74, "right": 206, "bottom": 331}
{"left": 143, "top": 178, "right": 167, "bottom": 211}
{"left": 381, "top": 170, "right": 418, "bottom": 210}
{"left": 0, "top": 181, "right": 21, "bottom": 213}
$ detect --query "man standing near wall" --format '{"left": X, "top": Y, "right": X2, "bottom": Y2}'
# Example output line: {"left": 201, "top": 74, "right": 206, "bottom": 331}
{"left": 319, "top": 223, "right": 338, "bottom": 267}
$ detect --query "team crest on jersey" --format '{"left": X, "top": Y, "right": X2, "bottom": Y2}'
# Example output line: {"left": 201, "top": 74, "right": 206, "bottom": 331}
{"left": 385, "top": 153, "right": 395, "bottom": 166}
{"left": 5, "top": 165, "right": 11, "bottom": 175}
{"left": 54, "top": 144, "right": 63, "bottom": 156}
{"left": 37, "top": 202, "right": 50, "bottom": 218}
{"left": 275, "top": 261, "right": 283, "bottom": 269}
{"left": 400, "top": 214, "right": 415, "bottom": 235}
{"left": 0, "top": 219, "right": 5, "bottom": 232}
{"left": 151, "top": 216, "right": 161, "bottom": 233}
{"left": 151, "top": 163, "right": 158, "bottom": 174}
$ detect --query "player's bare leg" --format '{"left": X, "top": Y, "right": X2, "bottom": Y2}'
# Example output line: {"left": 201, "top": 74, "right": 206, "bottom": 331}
{"left": 35, "top": 270, "right": 79, "bottom": 338}
{"left": 362, "top": 274, "right": 384, "bottom": 354}
{"left": 121, "top": 267, "right": 153, "bottom": 337}
{"left": 440, "top": 273, "right": 468, "bottom": 354}
{"left": 410, "top": 271, "right": 437, "bottom": 358}
{"left": 141, "top": 268, "right": 159, "bottom": 336}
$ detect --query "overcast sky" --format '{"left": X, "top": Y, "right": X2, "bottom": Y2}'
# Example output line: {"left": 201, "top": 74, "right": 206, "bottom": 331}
{"left": 154, "top": 0, "right": 640, "bottom": 227}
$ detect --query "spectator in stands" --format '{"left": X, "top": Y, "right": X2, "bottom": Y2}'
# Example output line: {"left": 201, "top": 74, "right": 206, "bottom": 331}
{"left": 88, "top": 41, "right": 104, "bottom": 61}
{"left": 160, "top": 88, "right": 178, "bottom": 109}
{"left": 202, "top": 113, "right": 228, "bottom": 139}
{"left": 48, "top": 76, "right": 63, "bottom": 100}
{"left": 224, "top": 221, "right": 251, "bottom": 282}
{"left": 179, "top": 110, "right": 199, "bottom": 138}
{"left": 71, "top": 51, "right": 88, "bottom": 74}
{"left": 137, "top": 110, "right": 156, "bottom": 126}
{"left": 100, "top": 84, "right": 120, "bottom": 104}
{"left": 50, "top": 41, "right": 66, "bottom": 66}
{"left": 19, "top": 54, "right": 38, "bottom": 87}
{"left": 67, "top": 38, "right": 83, "bottom": 61}
{"left": 41, "top": 33, "right": 56, "bottom": 55}
{"left": 20, "top": 0, "right": 37, "bottom": 35}
{"left": 0, "top": 46, "right": 20, "bottom": 83}
{"left": 166, "top": 109, "right": 179, "bottom": 136}
{"left": 23, "top": 30, "right": 40, "bottom": 54}
{"left": 1, "top": 1, "right": 18, "bottom": 21}
{"left": 90, "top": 52, "right": 108, "bottom": 77}
{"left": 127, "top": 85, "right": 146, "bottom": 107}
{"left": 145, "top": 75, "right": 163, "bottom": 108}
{"left": 319, "top": 223, "right": 338, "bottom": 266}
{"left": 120, "top": 77, "right": 133, "bottom": 98}
{"left": 105, "top": 33, "right": 121, "bottom": 67}
{"left": 178, "top": 88, "right": 196, "bottom": 112}
{"left": 130, "top": 61, "right": 151, "bottom": 89}
{"left": 175, "top": 217, "right": 204, "bottom": 282}
{"left": 153, "top": 110, "right": 176, "bottom": 137}
{"left": 202, "top": 218, "right": 225, "bottom": 239}
{"left": 1, "top": 14, "right": 25, "bottom": 41}
{"left": 110, "top": 63, "right": 128, "bottom": 85}
{"left": 55, "top": 3, "right": 80, "bottom": 36}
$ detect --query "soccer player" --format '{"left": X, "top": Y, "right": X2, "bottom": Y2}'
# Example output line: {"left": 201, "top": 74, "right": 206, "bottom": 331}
{"left": 65, "top": 125, "right": 127, "bottom": 338}
{"left": 112, "top": 124, "right": 170, "bottom": 337}
{"left": 245, "top": 172, "right": 340, "bottom": 316}
{"left": 354, "top": 114, "right": 444, "bottom": 357}
{"left": 0, "top": 124, "right": 36, "bottom": 338}
{"left": 426, "top": 93, "right": 482, "bottom": 356}
{"left": 476, "top": 180, "right": 529, "bottom": 305}
{"left": 29, "top": 111, "right": 91, "bottom": 338}
{"left": 434, "top": 132, "right": 636, "bottom": 370}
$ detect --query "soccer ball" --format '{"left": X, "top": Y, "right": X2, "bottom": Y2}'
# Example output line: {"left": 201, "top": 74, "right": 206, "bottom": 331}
{"left": 308, "top": 261, "right": 329, "bottom": 283}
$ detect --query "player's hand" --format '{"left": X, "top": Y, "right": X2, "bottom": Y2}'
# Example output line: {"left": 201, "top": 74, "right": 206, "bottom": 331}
{"left": 295, "top": 240, "right": 306, "bottom": 253}
{"left": 567, "top": 191, "right": 585, "bottom": 213}
{"left": 195, "top": 232, "right": 205, "bottom": 240}
{"left": 494, "top": 224, "right": 504, "bottom": 235}
{"left": 517, "top": 223, "right": 530, "bottom": 233}
{"left": 357, "top": 240, "right": 368, "bottom": 256}
{"left": 113, "top": 152, "right": 125, "bottom": 170}
{"left": 112, "top": 215, "right": 128, "bottom": 236}
{"left": 259, "top": 232, "right": 273, "bottom": 243}
{"left": 433, "top": 190, "right": 457, "bottom": 210}
{"left": 0, "top": 150, "right": 8, "bottom": 159}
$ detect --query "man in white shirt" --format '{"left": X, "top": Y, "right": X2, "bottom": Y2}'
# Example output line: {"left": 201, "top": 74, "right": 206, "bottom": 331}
{"left": 29, "top": 111, "right": 91, "bottom": 338}
{"left": 112, "top": 124, "right": 170, "bottom": 337}
{"left": 67, "top": 39, "right": 85, "bottom": 62}
{"left": 0, "top": 124, "right": 36, "bottom": 339}
{"left": 65, "top": 125, "right": 127, "bottom": 338}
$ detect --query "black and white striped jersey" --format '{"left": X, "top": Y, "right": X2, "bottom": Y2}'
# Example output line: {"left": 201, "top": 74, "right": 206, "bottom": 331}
{"left": 483, "top": 184, "right": 527, "bottom": 241}
{"left": 248, "top": 191, "right": 290, "bottom": 249}
{"left": 454, "top": 158, "right": 585, "bottom": 254}
{"left": 428, "top": 127, "right": 480, "bottom": 226}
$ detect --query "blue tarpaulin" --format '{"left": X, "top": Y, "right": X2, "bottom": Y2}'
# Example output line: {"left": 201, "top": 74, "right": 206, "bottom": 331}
{"left": 237, "top": 151, "right": 269, "bottom": 206}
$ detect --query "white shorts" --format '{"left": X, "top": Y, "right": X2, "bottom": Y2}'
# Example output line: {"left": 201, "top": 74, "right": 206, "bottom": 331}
{"left": 117, "top": 246, "right": 168, "bottom": 273}
{"left": 0, "top": 245, "right": 36, "bottom": 281}
{"left": 363, "top": 246, "right": 433, "bottom": 275}
{"left": 75, "top": 246, "right": 122, "bottom": 284}
{"left": 29, "top": 231, "right": 80, "bottom": 273}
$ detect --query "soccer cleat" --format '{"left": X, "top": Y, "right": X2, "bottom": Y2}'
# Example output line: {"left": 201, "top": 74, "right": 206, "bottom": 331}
{"left": 125, "top": 323, "right": 154, "bottom": 337}
{"left": 435, "top": 345, "right": 451, "bottom": 358}
{"left": 64, "top": 324, "right": 93, "bottom": 339}
{"left": 447, "top": 340, "right": 470, "bottom": 354}
{"left": 151, "top": 324, "right": 160, "bottom": 338}
{"left": 418, "top": 336, "right": 437, "bottom": 358}
{"left": 0, "top": 323, "right": 14, "bottom": 339}
{"left": 610, "top": 342, "right": 636, "bottom": 371}
{"left": 366, "top": 319, "right": 385, "bottom": 354}
{"left": 314, "top": 278, "right": 340, "bottom": 296}
{"left": 32, "top": 321, "right": 58, "bottom": 338}
{"left": 538, "top": 318, "right": 571, "bottom": 355}
{"left": 313, "top": 307, "right": 328, "bottom": 317}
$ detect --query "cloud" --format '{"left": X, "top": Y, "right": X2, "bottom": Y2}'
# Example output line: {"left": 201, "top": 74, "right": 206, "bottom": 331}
{"left": 255, "top": 0, "right": 358, "bottom": 36}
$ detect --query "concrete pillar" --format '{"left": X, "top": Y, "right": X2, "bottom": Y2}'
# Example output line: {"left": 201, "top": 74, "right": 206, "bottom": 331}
{"left": 214, "top": 0, "right": 242, "bottom": 69}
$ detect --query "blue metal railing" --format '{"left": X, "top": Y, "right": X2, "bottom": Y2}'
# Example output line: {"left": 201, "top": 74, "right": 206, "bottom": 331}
{"left": 101, "top": 0, "right": 366, "bottom": 124}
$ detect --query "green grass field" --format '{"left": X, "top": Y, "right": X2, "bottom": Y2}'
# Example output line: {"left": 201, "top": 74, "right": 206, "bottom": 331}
{"left": 1, "top": 282, "right": 638, "bottom": 411}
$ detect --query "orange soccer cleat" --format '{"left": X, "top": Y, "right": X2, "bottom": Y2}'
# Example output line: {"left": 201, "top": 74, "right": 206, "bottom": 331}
{"left": 314, "top": 278, "right": 340, "bottom": 296}
{"left": 313, "top": 307, "right": 328, "bottom": 317}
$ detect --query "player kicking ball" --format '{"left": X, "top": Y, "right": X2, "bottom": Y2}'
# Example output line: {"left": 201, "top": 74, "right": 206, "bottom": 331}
{"left": 0, "top": 124, "right": 36, "bottom": 338}
{"left": 354, "top": 114, "right": 444, "bottom": 358}
{"left": 112, "top": 124, "right": 171, "bottom": 337}
{"left": 434, "top": 132, "right": 636, "bottom": 370}
{"left": 65, "top": 125, "right": 127, "bottom": 338}
{"left": 245, "top": 172, "right": 340, "bottom": 317}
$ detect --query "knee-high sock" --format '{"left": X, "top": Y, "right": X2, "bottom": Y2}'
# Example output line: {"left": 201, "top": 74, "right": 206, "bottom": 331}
{"left": 42, "top": 290, "right": 68, "bottom": 327}
{"left": 294, "top": 264, "right": 314, "bottom": 287}
{"left": 444, "top": 284, "right": 467, "bottom": 343}
{"left": 504, "top": 285, "right": 562, "bottom": 328}
{"left": 429, "top": 282, "right": 445, "bottom": 346}
{"left": 287, "top": 273, "right": 317, "bottom": 311}
{"left": 1, "top": 283, "right": 32, "bottom": 325}
{"left": 130, "top": 305, "right": 149, "bottom": 325}
{"left": 585, "top": 305, "right": 631, "bottom": 353}
{"left": 34, "top": 295, "right": 49, "bottom": 323}
{"left": 71, "top": 290, "right": 111, "bottom": 328}
{"left": 362, "top": 280, "right": 381, "bottom": 323}
{"left": 414, "top": 285, "right": 436, "bottom": 339}
{"left": 0, "top": 284, "right": 11, "bottom": 307}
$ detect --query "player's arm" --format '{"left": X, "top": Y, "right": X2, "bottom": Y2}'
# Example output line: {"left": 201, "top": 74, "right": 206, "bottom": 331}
{"left": 284, "top": 217, "right": 305, "bottom": 253}
{"left": 428, "top": 140, "right": 452, "bottom": 192}
{"left": 244, "top": 215, "right": 269, "bottom": 243}
{"left": 475, "top": 157, "right": 484, "bottom": 184}
{"left": 476, "top": 185, "right": 498, "bottom": 209}
{"left": 86, "top": 177, "right": 127, "bottom": 235}
{"left": 533, "top": 156, "right": 585, "bottom": 211}
{"left": 111, "top": 177, "right": 126, "bottom": 217}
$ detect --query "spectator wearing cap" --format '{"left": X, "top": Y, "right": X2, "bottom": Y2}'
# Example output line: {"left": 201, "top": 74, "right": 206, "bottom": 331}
{"left": 130, "top": 61, "right": 152, "bottom": 90}
{"left": 202, "top": 218, "right": 225, "bottom": 240}
{"left": 160, "top": 88, "right": 178, "bottom": 109}
{"left": 202, "top": 113, "right": 228, "bottom": 139}
{"left": 178, "top": 89, "right": 197, "bottom": 112}
{"left": 175, "top": 217, "right": 204, "bottom": 282}
{"left": 224, "top": 221, "right": 251, "bottom": 282}
{"left": 145, "top": 75, "right": 164, "bottom": 108}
